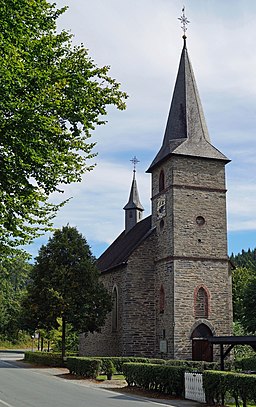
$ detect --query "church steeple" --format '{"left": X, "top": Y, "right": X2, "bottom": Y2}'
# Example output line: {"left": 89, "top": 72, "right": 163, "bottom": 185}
{"left": 147, "top": 33, "right": 229, "bottom": 173}
{"left": 123, "top": 157, "right": 144, "bottom": 233}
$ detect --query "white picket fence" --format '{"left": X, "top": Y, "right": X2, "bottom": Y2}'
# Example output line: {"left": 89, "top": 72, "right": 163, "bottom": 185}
{"left": 185, "top": 372, "right": 206, "bottom": 403}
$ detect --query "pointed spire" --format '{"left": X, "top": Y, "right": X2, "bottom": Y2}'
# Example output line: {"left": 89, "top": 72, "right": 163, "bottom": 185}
{"left": 147, "top": 20, "right": 229, "bottom": 172}
{"left": 124, "top": 170, "right": 144, "bottom": 211}
{"left": 124, "top": 157, "right": 144, "bottom": 233}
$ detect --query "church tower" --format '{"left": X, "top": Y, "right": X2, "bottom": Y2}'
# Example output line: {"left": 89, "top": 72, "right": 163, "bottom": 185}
{"left": 79, "top": 10, "right": 233, "bottom": 362}
{"left": 147, "top": 29, "right": 233, "bottom": 359}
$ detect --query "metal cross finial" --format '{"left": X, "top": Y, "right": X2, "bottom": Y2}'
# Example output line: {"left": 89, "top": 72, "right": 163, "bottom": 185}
{"left": 178, "top": 6, "right": 190, "bottom": 37}
{"left": 130, "top": 156, "right": 140, "bottom": 172}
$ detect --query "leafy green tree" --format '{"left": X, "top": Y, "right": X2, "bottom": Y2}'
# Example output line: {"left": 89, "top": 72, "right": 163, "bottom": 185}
{"left": 242, "top": 276, "right": 256, "bottom": 334}
{"left": 231, "top": 248, "right": 256, "bottom": 333}
{"left": 232, "top": 321, "right": 255, "bottom": 358}
{"left": 0, "top": 0, "right": 127, "bottom": 251}
{"left": 232, "top": 266, "right": 251, "bottom": 324}
{"left": 0, "top": 253, "right": 32, "bottom": 340}
{"left": 51, "top": 320, "right": 79, "bottom": 353}
{"left": 21, "top": 226, "right": 112, "bottom": 358}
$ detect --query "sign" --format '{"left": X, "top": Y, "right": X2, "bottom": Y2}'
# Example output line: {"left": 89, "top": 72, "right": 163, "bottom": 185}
{"left": 160, "top": 339, "right": 168, "bottom": 353}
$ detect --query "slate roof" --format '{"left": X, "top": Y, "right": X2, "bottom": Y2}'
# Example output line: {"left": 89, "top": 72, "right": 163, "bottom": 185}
{"left": 147, "top": 37, "right": 229, "bottom": 172}
{"left": 97, "top": 215, "right": 153, "bottom": 273}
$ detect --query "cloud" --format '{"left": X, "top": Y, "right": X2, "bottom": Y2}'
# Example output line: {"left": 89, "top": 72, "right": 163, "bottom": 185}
{"left": 25, "top": 0, "right": 256, "bottom": 258}
{"left": 48, "top": 159, "right": 151, "bottom": 246}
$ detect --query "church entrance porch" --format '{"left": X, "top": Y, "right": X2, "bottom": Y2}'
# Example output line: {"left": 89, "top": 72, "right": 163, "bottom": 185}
{"left": 191, "top": 323, "right": 213, "bottom": 362}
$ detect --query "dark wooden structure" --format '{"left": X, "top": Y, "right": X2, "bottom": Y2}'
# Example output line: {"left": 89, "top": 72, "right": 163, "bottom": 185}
{"left": 207, "top": 336, "right": 256, "bottom": 370}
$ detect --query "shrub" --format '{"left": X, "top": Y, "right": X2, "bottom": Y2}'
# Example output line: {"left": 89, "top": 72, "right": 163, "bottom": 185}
{"left": 66, "top": 357, "right": 102, "bottom": 378}
{"left": 165, "top": 359, "right": 218, "bottom": 371}
{"left": 235, "top": 355, "right": 256, "bottom": 372}
{"left": 123, "top": 362, "right": 190, "bottom": 396}
{"left": 24, "top": 351, "right": 64, "bottom": 367}
{"left": 94, "top": 357, "right": 165, "bottom": 374}
{"left": 23, "top": 353, "right": 166, "bottom": 375}
{"left": 203, "top": 370, "right": 256, "bottom": 406}
{"left": 103, "top": 359, "right": 115, "bottom": 379}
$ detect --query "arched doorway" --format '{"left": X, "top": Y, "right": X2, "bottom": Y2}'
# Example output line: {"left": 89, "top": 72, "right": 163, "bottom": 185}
{"left": 191, "top": 323, "right": 213, "bottom": 362}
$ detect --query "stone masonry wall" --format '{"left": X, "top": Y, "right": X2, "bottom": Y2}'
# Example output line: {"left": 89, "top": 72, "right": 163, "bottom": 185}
{"left": 155, "top": 260, "right": 175, "bottom": 359}
{"left": 172, "top": 157, "right": 228, "bottom": 259}
{"left": 79, "top": 231, "right": 156, "bottom": 357}
{"left": 173, "top": 259, "right": 232, "bottom": 360}
{"left": 151, "top": 154, "right": 232, "bottom": 360}
{"left": 79, "top": 268, "right": 124, "bottom": 356}
{"left": 121, "top": 231, "right": 156, "bottom": 356}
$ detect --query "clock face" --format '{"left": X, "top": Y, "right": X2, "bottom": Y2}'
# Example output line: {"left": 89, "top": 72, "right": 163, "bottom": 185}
{"left": 157, "top": 196, "right": 166, "bottom": 219}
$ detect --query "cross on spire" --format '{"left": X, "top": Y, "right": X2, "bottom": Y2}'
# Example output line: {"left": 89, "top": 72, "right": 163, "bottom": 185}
{"left": 130, "top": 156, "right": 140, "bottom": 173}
{"left": 178, "top": 6, "right": 190, "bottom": 37}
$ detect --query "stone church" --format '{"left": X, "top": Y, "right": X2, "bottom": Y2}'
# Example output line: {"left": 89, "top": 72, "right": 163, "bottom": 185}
{"left": 79, "top": 34, "right": 233, "bottom": 361}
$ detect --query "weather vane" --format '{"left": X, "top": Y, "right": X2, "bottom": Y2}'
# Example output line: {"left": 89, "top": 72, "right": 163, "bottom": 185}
{"left": 178, "top": 6, "right": 190, "bottom": 37}
{"left": 130, "top": 156, "right": 140, "bottom": 172}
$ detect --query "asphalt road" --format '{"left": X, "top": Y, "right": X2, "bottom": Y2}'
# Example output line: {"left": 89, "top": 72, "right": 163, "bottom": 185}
{"left": 0, "top": 351, "right": 200, "bottom": 407}
{"left": 0, "top": 351, "right": 175, "bottom": 407}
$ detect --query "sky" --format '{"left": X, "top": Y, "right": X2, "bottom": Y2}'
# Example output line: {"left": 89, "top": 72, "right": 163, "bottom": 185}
{"left": 26, "top": 0, "right": 256, "bottom": 260}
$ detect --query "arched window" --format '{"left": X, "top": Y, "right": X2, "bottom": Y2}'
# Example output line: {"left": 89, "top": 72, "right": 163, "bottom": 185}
{"left": 160, "top": 284, "right": 165, "bottom": 313}
{"left": 112, "top": 286, "right": 118, "bottom": 332}
{"left": 195, "top": 287, "right": 209, "bottom": 319}
{"left": 159, "top": 170, "right": 165, "bottom": 192}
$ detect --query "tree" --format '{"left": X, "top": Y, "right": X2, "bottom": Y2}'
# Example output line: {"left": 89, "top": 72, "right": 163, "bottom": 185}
{"left": 231, "top": 248, "right": 256, "bottom": 333}
{"left": 230, "top": 249, "right": 256, "bottom": 272}
{"left": 232, "top": 266, "right": 251, "bottom": 323}
{"left": 0, "top": 253, "right": 32, "bottom": 340}
{"left": 0, "top": 0, "right": 127, "bottom": 251}
{"left": 21, "top": 226, "right": 112, "bottom": 358}
{"left": 242, "top": 276, "right": 256, "bottom": 334}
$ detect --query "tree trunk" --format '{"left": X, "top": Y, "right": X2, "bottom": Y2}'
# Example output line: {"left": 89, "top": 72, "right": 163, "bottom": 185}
{"left": 61, "top": 316, "right": 66, "bottom": 361}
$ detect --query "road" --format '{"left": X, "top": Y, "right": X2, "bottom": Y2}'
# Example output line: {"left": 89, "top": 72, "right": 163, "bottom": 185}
{"left": 0, "top": 351, "right": 178, "bottom": 407}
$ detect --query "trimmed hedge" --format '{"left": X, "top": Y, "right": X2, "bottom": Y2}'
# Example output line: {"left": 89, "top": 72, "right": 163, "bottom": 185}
{"left": 203, "top": 370, "right": 256, "bottom": 406}
{"left": 23, "top": 353, "right": 166, "bottom": 374}
{"left": 123, "top": 362, "right": 190, "bottom": 396}
{"left": 235, "top": 355, "right": 256, "bottom": 372}
{"left": 95, "top": 357, "right": 165, "bottom": 374}
{"left": 66, "top": 357, "right": 102, "bottom": 378}
{"left": 24, "top": 352, "right": 222, "bottom": 374}
{"left": 24, "top": 351, "right": 64, "bottom": 367}
{"left": 165, "top": 359, "right": 218, "bottom": 371}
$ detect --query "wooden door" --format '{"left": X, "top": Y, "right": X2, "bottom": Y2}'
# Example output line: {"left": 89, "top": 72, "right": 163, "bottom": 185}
{"left": 192, "top": 338, "right": 213, "bottom": 361}
{"left": 191, "top": 324, "right": 213, "bottom": 362}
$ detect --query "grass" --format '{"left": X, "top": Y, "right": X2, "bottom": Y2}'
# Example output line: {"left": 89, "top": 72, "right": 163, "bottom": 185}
{"left": 0, "top": 339, "right": 32, "bottom": 350}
